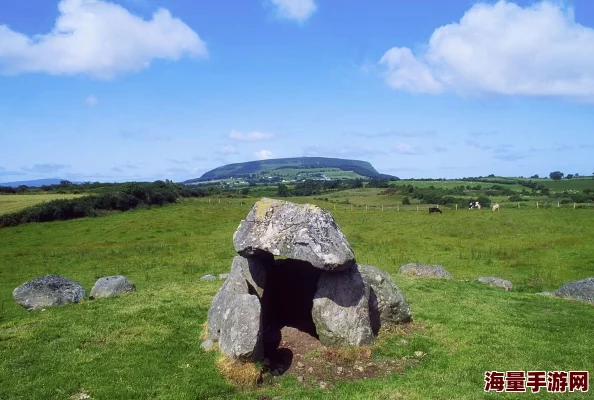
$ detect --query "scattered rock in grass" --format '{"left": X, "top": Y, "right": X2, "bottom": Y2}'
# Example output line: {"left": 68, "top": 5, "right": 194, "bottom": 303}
{"left": 476, "top": 276, "right": 513, "bottom": 291}
{"left": 319, "top": 381, "right": 328, "bottom": 389}
{"left": 200, "top": 274, "right": 216, "bottom": 281}
{"left": 297, "top": 361, "right": 304, "bottom": 368}
{"left": 554, "top": 277, "right": 594, "bottom": 303}
{"left": 201, "top": 339, "right": 214, "bottom": 351}
{"left": 398, "top": 263, "right": 453, "bottom": 279}
{"left": 414, "top": 351, "right": 424, "bottom": 358}
{"left": 233, "top": 198, "right": 355, "bottom": 271}
{"left": 297, "top": 376, "right": 304, "bottom": 383}
{"left": 219, "top": 273, "right": 230, "bottom": 280}
{"left": 13, "top": 275, "right": 86, "bottom": 311}
{"left": 89, "top": 275, "right": 135, "bottom": 299}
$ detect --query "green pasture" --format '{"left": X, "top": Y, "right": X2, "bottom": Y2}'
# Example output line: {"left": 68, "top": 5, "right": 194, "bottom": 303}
{"left": 0, "top": 194, "right": 84, "bottom": 215}
{"left": 1, "top": 198, "right": 593, "bottom": 399}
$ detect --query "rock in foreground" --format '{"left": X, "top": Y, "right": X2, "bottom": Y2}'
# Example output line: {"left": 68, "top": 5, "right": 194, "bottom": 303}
{"left": 90, "top": 275, "right": 136, "bottom": 299}
{"left": 555, "top": 277, "right": 594, "bottom": 303}
{"left": 13, "top": 275, "right": 86, "bottom": 311}
{"left": 399, "top": 263, "right": 453, "bottom": 279}
{"left": 233, "top": 198, "right": 355, "bottom": 271}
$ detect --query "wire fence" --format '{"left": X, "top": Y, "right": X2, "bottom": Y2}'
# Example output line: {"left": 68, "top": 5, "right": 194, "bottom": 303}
{"left": 187, "top": 198, "right": 594, "bottom": 212}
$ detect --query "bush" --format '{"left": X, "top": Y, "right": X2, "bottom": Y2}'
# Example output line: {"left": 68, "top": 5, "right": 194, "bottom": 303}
{"left": 402, "top": 196, "right": 411, "bottom": 205}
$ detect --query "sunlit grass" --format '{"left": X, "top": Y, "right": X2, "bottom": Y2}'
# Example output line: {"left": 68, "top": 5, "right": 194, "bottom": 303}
{"left": 1, "top": 198, "right": 593, "bottom": 399}
{"left": 0, "top": 194, "right": 84, "bottom": 215}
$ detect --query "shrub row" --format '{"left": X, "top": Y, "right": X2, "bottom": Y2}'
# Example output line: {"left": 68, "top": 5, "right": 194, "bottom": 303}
{"left": 0, "top": 181, "right": 208, "bottom": 228}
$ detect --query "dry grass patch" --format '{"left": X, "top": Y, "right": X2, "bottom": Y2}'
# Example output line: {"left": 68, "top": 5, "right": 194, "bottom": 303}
{"left": 215, "top": 355, "right": 262, "bottom": 389}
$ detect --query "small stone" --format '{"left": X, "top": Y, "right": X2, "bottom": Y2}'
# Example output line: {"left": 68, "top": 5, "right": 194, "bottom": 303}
{"left": 201, "top": 339, "right": 214, "bottom": 351}
{"left": 218, "top": 273, "right": 230, "bottom": 280}
{"left": 297, "top": 376, "right": 304, "bottom": 383}
{"left": 307, "top": 367, "right": 314, "bottom": 374}
{"left": 297, "top": 361, "right": 304, "bottom": 368}
{"left": 271, "top": 369, "right": 281, "bottom": 376}
{"left": 337, "top": 366, "right": 343, "bottom": 374}
{"left": 414, "top": 351, "right": 424, "bottom": 358}
{"left": 319, "top": 381, "right": 328, "bottom": 390}
{"left": 356, "top": 366, "right": 364, "bottom": 372}
{"left": 200, "top": 274, "right": 216, "bottom": 281}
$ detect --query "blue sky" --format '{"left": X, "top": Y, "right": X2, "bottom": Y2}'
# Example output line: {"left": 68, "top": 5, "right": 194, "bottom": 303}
{"left": 1, "top": 0, "right": 593, "bottom": 182}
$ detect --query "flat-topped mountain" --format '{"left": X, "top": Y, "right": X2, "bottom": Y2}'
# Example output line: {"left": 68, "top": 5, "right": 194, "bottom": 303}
{"left": 183, "top": 157, "right": 395, "bottom": 184}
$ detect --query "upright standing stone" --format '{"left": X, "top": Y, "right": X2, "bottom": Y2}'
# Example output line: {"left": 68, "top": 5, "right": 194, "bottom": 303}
{"left": 312, "top": 266, "right": 374, "bottom": 346}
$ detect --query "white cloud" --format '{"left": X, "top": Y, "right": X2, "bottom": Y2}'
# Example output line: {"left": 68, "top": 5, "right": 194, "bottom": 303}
{"left": 219, "top": 145, "right": 238, "bottom": 154}
{"left": 255, "top": 150, "right": 274, "bottom": 160}
{"left": 379, "top": 1, "right": 594, "bottom": 99}
{"left": 270, "top": 0, "right": 317, "bottom": 22}
{"left": 85, "top": 95, "right": 98, "bottom": 106}
{"left": 229, "top": 129, "right": 274, "bottom": 141}
{"left": 0, "top": 0, "right": 207, "bottom": 79}
{"left": 393, "top": 142, "right": 422, "bottom": 155}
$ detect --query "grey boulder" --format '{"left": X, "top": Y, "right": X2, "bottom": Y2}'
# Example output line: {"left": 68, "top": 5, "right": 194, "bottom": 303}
{"left": 218, "top": 294, "right": 263, "bottom": 362}
{"left": 476, "top": 276, "right": 513, "bottom": 291}
{"left": 555, "top": 277, "right": 594, "bottom": 303}
{"left": 13, "top": 275, "right": 86, "bottom": 311}
{"left": 399, "top": 263, "right": 453, "bottom": 279}
{"left": 207, "top": 261, "right": 249, "bottom": 341}
{"left": 312, "top": 266, "right": 374, "bottom": 346}
{"left": 233, "top": 198, "right": 355, "bottom": 271}
{"left": 89, "top": 275, "right": 136, "bottom": 299}
{"left": 200, "top": 274, "right": 216, "bottom": 281}
{"left": 357, "top": 264, "right": 411, "bottom": 334}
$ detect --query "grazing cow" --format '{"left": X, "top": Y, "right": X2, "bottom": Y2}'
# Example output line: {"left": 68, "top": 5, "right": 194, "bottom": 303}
{"left": 429, "top": 207, "right": 442, "bottom": 214}
{"left": 492, "top": 203, "right": 500, "bottom": 212}
{"left": 468, "top": 201, "right": 482, "bottom": 210}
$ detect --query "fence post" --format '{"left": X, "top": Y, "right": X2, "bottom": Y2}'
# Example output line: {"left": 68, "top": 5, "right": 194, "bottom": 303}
{"left": 558, "top": 202, "right": 560, "bottom": 208}
{"left": 397, "top": 205, "right": 400, "bottom": 212}
{"left": 537, "top": 201, "right": 539, "bottom": 208}
{"left": 334, "top": 204, "right": 336, "bottom": 210}
{"left": 417, "top": 205, "right": 419, "bottom": 212}
{"left": 518, "top": 203, "right": 520, "bottom": 208}
{"left": 366, "top": 205, "right": 368, "bottom": 211}
{"left": 574, "top": 202, "right": 576, "bottom": 209}
{"left": 455, "top": 204, "right": 458, "bottom": 210}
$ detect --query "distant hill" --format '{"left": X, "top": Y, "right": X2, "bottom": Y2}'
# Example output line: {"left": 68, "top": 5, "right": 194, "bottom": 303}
{"left": 0, "top": 178, "right": 66, "bottom": 187}
{"left": 183, "top": 157, "right": 396, "bottom": 184}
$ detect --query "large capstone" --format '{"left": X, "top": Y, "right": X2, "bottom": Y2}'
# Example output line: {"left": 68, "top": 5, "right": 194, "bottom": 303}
{"left": 233, "top": 198, "right": 355, "bottom": 271}
{"left": 357, "top": 264, "right": 412, "bottom": 335}
{"left": 90, "top": 275, "right": 136, "bottom": 299}
{"left": 312, "top": 265, "right": 375, "bottom": 346}
{"left": 13, "top": 275, "right": 86, "bottom": 311}
{"left": 218, "top": 294, "right": 263, "bottom": 362}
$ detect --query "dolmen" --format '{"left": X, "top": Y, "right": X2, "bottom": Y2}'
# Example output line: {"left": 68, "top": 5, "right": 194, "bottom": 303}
{"left": 206, "top": 198, "right": 411, "bottom": 362}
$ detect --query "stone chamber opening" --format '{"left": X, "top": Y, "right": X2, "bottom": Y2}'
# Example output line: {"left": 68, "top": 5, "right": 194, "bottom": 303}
{"left": 260, "top": 258, "right": 322, "bottom": 372}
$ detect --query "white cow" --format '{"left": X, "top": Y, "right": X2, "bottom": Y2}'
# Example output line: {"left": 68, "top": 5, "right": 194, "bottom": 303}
{"left": 492, "top": 203, "right": 500, "bottom": 212}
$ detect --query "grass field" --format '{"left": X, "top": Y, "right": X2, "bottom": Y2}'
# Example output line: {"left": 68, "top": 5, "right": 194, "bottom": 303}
{"left": 0, "top": 194, "right": 84, "bottom": 215}
{"left": 1, "top": 198, "right": 593, "bottom": 399}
